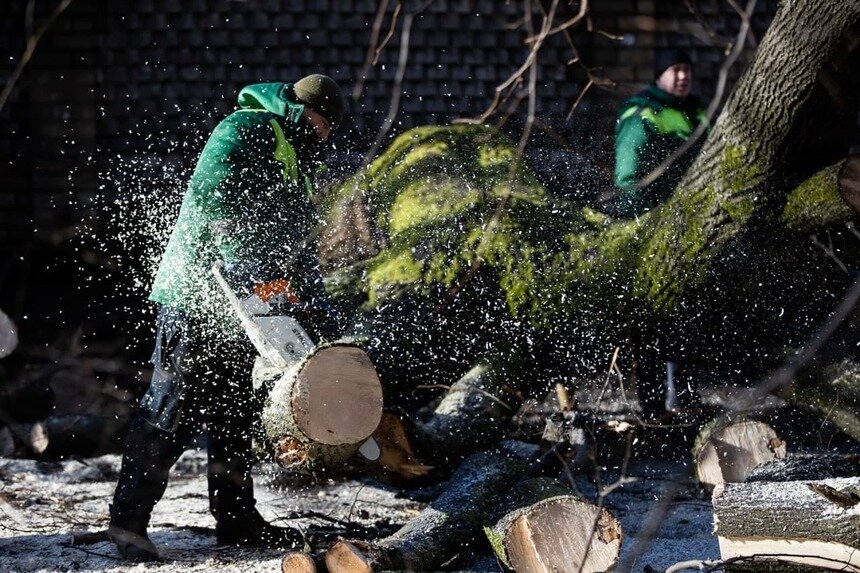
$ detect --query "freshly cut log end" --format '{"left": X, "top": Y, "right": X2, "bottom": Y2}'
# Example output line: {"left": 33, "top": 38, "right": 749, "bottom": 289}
{"left": 275, "top": 436, "right": 309, "bottom": 467}
{"left": 502, "top": 498, "right": 622, "bottom": 573}
{"left": 281, "top": 552, "right": 317, "bottom": 573}
{"left": 713, "top": 477, "right": 860, "bottom": 572}
{"left": 293, "top": 346, "right": 384, "bottom": 446}
{"left": 325, "top": 539, "right": 375, "bottom": 573}
{"left": 694, "top": 418, "right": 786, "bottom": 488}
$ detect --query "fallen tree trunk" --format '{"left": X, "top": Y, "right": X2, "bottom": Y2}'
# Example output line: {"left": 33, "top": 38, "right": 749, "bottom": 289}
{"left": 325, "top": 451, "right": 527, "bottom": 572}
{"left": 693, "top": 417, "right": 787, "bottom": 489}
{"left": 254, "top": 343, "right": 384, "bottom": 472}
{"left": 712, "top": 477, "right": 860, "bottom": 572}
{"left": 319, "top": 0, "right": 860, "bottom": 428}
{"left": 486, "top": 478, "right": 622, "bottom": 573}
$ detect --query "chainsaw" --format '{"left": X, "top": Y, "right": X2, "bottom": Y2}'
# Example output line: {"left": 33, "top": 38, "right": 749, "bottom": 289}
{"left": 212, "top": 261, "right": 315, "bottom": 371}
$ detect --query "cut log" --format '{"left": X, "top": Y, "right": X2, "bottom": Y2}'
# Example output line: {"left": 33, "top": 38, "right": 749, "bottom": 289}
{"left": 487, "top": 478, "right": 622, "bottom": 573}
{"left": 282, "top": 551, "right": 321, "bottom": 573}
{"left": 255, "top": 343, "right": 384, "bottom": 472}
{"left": 693, "top": 417, "right": 787, "bottom": 489}
{"left": 414, "top": 357, "right": 511, "bottom": 461}
{"left": 839, "top": 155, "right": 860, "bottom": 214}
{"left": 0, "top": 308, "right": 17, "bottom": 358}
{"left": 325, "top": 451, "right": 527, "bottom": 572}
{"left": 713, "top": 477, "right": 860, "bottom": 572}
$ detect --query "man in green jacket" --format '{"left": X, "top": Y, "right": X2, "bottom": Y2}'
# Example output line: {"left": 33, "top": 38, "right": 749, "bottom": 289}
{"left": 614, "top": 48, "right": 706, "bottom": 218}
{"left": 109, "top": 75, "right": 345, "bottom": 560}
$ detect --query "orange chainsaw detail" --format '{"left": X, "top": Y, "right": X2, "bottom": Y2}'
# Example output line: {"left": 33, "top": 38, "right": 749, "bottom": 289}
{"left": 253, "top": 279, "right": 300, "bottom": 304}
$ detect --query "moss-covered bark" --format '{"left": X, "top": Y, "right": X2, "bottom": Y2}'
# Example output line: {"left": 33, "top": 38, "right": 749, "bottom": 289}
{"left": 320, "top": 0, "right": 860, "bottom": 407}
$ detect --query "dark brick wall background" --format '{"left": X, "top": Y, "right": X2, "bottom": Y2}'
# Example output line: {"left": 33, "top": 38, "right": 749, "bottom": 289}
{"left": 2, "top": 0, "right": 834, "bottom": 345}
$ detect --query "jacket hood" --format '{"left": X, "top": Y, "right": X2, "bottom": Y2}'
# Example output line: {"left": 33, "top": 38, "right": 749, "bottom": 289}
{"left": 236, "top": 83, "right": 305, "bottom": 125}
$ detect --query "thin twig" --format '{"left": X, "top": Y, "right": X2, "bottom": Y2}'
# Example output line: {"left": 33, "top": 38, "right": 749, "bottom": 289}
{"left": 373, "top": 1, "right": 403, "bottom": 66}
{"left": 810, "top": 232, "right": 850, "bottom": 275}
{"left": 414, "top": 383, "right": 514, "bottom": 412}
{"left": 353, "top": 0, "right": 391, "bottom": 99}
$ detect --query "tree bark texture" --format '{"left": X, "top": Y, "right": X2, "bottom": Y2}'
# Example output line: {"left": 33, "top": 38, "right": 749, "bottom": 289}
{"left": 713, "top": 477, "right": 860, "bottom": 572}
{"left": 319, "top": 0, "right": 860, "bottom": 412}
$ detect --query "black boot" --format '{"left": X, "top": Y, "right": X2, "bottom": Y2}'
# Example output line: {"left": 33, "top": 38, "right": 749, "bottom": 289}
{"left": 108, "top": 505, "right": 160, "bottom": 561}
{"left": 215, "top": 507, "right": 302, "bottom": 549}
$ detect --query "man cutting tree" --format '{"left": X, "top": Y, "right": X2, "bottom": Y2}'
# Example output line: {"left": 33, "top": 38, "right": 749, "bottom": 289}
{"left": 109, "top": 75, "right": 345, "bottom": 560}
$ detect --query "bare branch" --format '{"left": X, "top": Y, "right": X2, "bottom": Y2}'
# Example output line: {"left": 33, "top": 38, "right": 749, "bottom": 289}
{"left": 353, "top": 0, "right": 391, "bottom": 100}
{"left": 374, "top": 1, "right": 403, "bottom": 66}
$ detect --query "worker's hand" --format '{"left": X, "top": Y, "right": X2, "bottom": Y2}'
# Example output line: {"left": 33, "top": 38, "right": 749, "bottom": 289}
{"left": 253, "top": 279, "right": 300, "bottom": 304}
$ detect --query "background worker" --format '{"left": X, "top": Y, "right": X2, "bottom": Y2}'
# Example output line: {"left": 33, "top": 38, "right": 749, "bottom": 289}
{"left": 108, "top": 75, "right": 345, "bottom": 560}
{"left": 614, "top": 48, "right": 706, "bottom": 218}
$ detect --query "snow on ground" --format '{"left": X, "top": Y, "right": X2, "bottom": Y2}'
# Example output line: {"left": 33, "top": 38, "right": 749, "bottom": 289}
{"left": 0, "top": 451, "right": 720, "bottom": 572}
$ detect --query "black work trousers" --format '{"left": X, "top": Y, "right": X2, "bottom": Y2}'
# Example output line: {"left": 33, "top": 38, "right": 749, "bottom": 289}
{"left": 112, "top": 306, "right": 259, "bottom": 524}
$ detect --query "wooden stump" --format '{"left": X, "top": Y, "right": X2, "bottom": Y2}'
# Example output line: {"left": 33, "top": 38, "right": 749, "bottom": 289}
{"left": 325, "top": 452, "right": 527, "bottom": 572}
{"left": 693, "top": 417, "right": 787, "bottom": 489}
{"left": 488, "top": 478, "right": 622, "bottom": 573}
{"left": 257, "top": 343, "right": 384, "bottom": 471}
{"left": 713, "top": 477, "right": 860, "bottom": 572}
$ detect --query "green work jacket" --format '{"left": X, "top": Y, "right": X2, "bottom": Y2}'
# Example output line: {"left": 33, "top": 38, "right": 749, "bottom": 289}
{"left": 149, "top": 83, "right": 325, "bottom": 323}
{"left": 614, "top": 85, "right": 706, "bottom": 218}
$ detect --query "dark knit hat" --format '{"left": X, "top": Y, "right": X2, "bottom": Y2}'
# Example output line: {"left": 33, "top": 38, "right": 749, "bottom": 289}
{"left": 294, "top": 74, "right": 345, "bottom": 127}
{"left": 654, "top": 48, "right": 693, "bottom": 79}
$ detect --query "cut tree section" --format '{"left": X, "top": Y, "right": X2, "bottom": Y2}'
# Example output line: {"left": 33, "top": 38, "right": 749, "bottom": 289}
{"left": 505, "top": 499, "right": 621, "bottom": 573}
{"left": 694, "top": 418, "right": 786, "bottom": 489}
{"left": 292, "top": 345, "right": 384, "bottom": 446}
